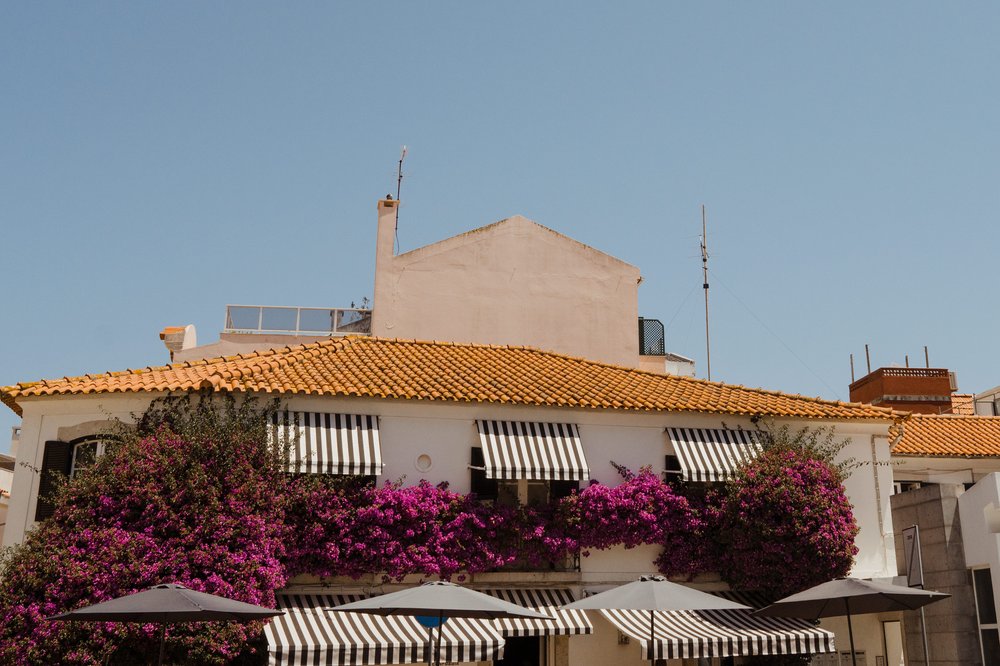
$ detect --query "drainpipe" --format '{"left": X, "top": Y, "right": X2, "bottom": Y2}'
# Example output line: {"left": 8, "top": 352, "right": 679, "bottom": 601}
{"left": 871, "top": 434, "right": 888, "bottom": 573}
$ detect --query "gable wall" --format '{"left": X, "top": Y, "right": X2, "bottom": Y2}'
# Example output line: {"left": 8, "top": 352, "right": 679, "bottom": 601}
{"left": 372, "top": 212, "right": 643, "bottom": 367}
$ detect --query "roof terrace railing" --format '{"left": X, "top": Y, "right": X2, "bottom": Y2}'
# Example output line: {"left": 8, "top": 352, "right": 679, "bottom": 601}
{"left": 224, "top": 305, "right": 372, "bottom": 337}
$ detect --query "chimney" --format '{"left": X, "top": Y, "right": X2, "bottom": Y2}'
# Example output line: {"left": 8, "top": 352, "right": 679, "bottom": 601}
{"left": 375, "top": 196, "right": 398, "bottom": 272}
{"left": 159, "top": 325, "right": 197, "bottom": 362}
{"left": 371, "top": 196, "right": 399, "bottom": 337}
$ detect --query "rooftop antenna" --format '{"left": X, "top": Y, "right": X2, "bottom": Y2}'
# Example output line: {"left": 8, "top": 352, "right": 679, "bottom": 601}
{"left": 394, "top": 145, "right": 407, "bottom": 254}
{"left": 700, "top": 205, "right": 712, "bottom": 381}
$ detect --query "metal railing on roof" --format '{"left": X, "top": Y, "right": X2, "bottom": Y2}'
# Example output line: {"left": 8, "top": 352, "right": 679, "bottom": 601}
{"left": 223, "top": 305, "right": 372, "bottom": 336}
{"left": 638, "top": 317, "right": 665, "bottom": 356}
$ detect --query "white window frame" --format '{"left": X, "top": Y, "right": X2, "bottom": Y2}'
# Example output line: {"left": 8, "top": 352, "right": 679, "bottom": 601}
{"left": 70, "top": 437, "right": 109, "bottom": 479}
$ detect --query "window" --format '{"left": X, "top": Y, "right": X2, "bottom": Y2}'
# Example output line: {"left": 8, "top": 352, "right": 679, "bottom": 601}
{"left": 892, "top": 480, "right": 923, "bottom": 495}
{"left": 70, "top": 437, "right": 109, "bottom": 478}
{"left": 471, "top": 447, "right": 579, "bottom": 505}
{"left": 973, "top": 568, "right": 1000, "bottom": 665}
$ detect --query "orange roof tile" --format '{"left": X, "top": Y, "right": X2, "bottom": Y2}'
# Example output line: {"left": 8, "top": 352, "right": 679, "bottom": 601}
{"left": 894, "top": 413, "right": 1000, "bottom": 457}
{"left": 947, "top": 394, "right": 975, "bottom": 416}
{"left": 1, "top": 337, "right": 895, "bottom": 421}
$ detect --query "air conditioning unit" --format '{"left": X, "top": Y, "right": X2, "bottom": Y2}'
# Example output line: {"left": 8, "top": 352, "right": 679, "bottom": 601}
{"left": 949, "top": 372, "right": 958, "bottom": 391}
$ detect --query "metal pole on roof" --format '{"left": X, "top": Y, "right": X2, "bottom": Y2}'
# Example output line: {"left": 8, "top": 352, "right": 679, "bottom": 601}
{"left": 701, "top": 205, "right": 712, "bottom": 381}
{"left": 395, "top": 145, "right": 407, "bottom": 254}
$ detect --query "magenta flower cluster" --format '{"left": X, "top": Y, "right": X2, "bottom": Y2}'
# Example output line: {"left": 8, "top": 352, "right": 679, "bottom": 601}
{"left": 281, "top": 470, "right": 706, "bottom": 582}
{"left": 0, "top": 427, "right": 288, "bottom": 665}
{"left": 717, "top": 449, "right": 859, "bottom": 596}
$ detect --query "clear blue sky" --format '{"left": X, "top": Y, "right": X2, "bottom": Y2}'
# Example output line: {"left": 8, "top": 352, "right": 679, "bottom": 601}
{"left": 3, "top": 3, "right": 998, "bottom": 452}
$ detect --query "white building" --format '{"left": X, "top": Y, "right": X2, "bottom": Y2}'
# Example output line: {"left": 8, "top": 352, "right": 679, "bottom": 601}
{"left": 1, "top": 198, "right": 903, "bottom": 664}
{"left": 2, "top": 335, "right": 900, "bottom": 665}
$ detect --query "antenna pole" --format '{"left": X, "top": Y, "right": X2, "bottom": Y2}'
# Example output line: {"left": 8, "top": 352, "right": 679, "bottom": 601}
{"left": 394, "top": 145, "right": 407, "bottom": 254}
{"left": 850, "top": 354, "right": 855, "bottom": 383}
{"left": 701, "top": 205, "right": 712, "bottom": 381}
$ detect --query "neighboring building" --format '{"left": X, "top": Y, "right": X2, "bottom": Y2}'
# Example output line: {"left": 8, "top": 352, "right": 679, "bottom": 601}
{"left": 0, "top": 432, "right": 14, "bottom": 547}
{"left": 849, "top": 366, "right": 958, "bottom": 415}
{"left": 2, "top": 336, "right": 901, "bottom": 665}
{"left": 974, "top": 385, "right": 1000, "bottom": 417}
{"left": 168, "top": 198, "right": 684, "bottom": 376}
{"left": 889, "top": 414, "right": 1000, "bottom": 665}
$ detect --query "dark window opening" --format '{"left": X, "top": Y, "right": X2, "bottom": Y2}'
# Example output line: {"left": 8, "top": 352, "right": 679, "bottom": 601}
{"left": 496, "top": 636, "right": 541, "bottom": 666}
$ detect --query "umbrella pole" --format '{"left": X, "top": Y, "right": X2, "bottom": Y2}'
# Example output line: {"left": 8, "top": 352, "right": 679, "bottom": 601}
{"left": 435, "top": 611, "right": 443, "bottom": 666}
{"left": 157, "top": 624, "right": 166, "bottom": 666}
{"left": 426, "top": 623, "right": 433, "bottom": 666}
{"left": 845, "top": 599, "right": 857, "bottom": 666}
{"left": 649, "top": 609, "right": 655, "bottom": 666}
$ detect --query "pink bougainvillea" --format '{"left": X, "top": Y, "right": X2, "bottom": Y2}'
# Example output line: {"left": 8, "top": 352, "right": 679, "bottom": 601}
{"left": 0, "top": 398, "right": 289, "bottom": 665}
{"left": 717, "top": 448, "right": 859, "bottom": 596}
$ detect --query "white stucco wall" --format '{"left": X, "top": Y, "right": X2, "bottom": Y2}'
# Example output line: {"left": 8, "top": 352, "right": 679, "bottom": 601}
{"left": 5, "top": 393, "right": 897, "bottom": 584}
{"left": 958, "top": 472, "right": 1000, "bottom": 631}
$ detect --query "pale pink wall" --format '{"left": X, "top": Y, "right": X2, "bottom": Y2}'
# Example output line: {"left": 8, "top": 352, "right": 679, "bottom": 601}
{"left": 371, "top": 199, "right": 643, "bottom": 367}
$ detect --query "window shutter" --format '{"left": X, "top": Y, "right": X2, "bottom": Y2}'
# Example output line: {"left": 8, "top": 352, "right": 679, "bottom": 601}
{"left": 34, "top": 440, "right": 72, "bottom": 521}
{"left": 470, "top": 447, "right": 498, "bottom": 500}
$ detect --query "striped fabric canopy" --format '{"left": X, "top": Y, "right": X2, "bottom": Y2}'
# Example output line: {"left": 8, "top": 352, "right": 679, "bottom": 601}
{"left": 599, "top": 591, "right": 835, "bottom": 660}
{"left": 667, "top": 428, "right": 764, "bottom": 482}
{"left": 266, "top": 594, "right": 504, "bottom": 665}
{"left": 481, "top": 588, "right": 592, "bottom": 637}
{"left": 476, "top": 420, "right": 589, "bottom": 481}
{"left": 272, "top": 411, "right": 383, "bottom": 476}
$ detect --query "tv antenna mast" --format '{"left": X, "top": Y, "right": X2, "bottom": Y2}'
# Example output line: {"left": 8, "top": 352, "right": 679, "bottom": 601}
{"left": 394, "top": 145, "right": 407, "bottom": 253}
{"left": 700, "top": 205, "right": 712, "bottom": 381}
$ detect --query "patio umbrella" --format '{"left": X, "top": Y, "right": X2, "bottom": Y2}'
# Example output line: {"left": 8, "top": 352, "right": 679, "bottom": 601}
{"left": 753, "top": 578, "right": 949, "bottom": 666}
{"left": 561, "top": 575, "right": 752, "bottom": 665}
{"left": 328, "top": 580, "right": 552, "bottom": 665}
{"left": 48, "top": 583, "right": 282, "bottom": 666}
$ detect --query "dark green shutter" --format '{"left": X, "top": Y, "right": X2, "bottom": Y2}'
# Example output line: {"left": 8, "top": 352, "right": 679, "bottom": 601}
{"left": 470, "top": 447, "right": 498, "bottom": 500}
{"left": 34, "top": 440, "right": 72, "bottom": 521}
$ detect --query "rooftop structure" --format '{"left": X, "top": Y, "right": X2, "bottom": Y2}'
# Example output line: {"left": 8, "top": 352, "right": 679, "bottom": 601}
{"left": 849, "top": 366, "right": 956, "bottom": 414}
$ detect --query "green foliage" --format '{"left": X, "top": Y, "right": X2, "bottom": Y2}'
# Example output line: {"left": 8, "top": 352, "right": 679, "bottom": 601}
{"left": 754, "top": 420, "right": 859, "bottom": 477}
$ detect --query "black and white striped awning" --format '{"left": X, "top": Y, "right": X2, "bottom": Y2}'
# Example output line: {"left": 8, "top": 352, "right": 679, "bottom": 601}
{"left": 667, "top": 428, "right": 764, "bottom": 482}
{"left": 481, "top": 588, "right": 592, "bottom": 637}
{"left": 599, "top": 591, "right": 835, "bottom": 660}
{"left": 266, "top": 594, "right": 504, "bottom": 665}
{"left": 272, "top": 412, "right": 383, "bottom": 476}
{"left": 476, "top": 420, "right": 589, "bottom": 481}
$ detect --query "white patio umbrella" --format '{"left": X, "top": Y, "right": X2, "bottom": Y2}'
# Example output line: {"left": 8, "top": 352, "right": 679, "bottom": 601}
{"left": 48, "top": 583, "right": 282, "bottom": 666}
{"left": 561, "top": 575, "right": 751, "bottom": 665}
{"left": 329, "top": 580, "right": 552, "bottom": 666}
{"left": 753, "top": 578, "right": 949, "bottom": 666}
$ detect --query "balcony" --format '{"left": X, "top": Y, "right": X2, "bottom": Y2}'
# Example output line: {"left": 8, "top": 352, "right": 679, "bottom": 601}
{"left": 224, "top": 305, "right": 372, "bottom": 337}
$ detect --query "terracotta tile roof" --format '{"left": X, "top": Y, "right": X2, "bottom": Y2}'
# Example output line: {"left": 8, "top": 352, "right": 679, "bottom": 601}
{"left": 947, "top": 394, "right": 975, "bottom": 416}
{"left": 1, "top": 337, "right": 894, "bottom": 421}
{"left": 894, "top": 413, "right": 1000, "bottom": 457}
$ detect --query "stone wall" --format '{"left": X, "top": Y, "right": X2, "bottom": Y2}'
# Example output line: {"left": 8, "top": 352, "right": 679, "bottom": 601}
{"left": 890, "top": 483, "right": 981, "bottom": 665}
